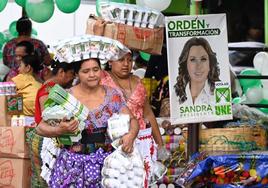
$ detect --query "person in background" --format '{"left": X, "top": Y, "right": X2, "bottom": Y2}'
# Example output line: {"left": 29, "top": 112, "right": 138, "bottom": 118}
{"left": 36, "top": 58, "right": 139, "bottom": 187}
{"left": 174, "top": 37, "right": 220, "bottom": 106}
{"left": 11, "top": 54, "right": 42, "bottom": 118}
{"left": 101, "top": 52, "right": 163, "bottom": 187}
{"left": 5, "top": 41, "right": 35, "bottom": 81}
{"left": 35, "top": 60, "right": 76, "bottom": 124}
{"left": 3, "top": 16, "right": 51, "bottom": 81}
{"left": 26, "top": 60, "right": 76, "bottom": 188}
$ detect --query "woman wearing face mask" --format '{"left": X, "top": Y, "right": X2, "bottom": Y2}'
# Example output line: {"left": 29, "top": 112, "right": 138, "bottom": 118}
{"left": 101, "top": 52, "right": 163, "bottom": 186}
{"left": 174, "top": 37, "right": 220, "bottom": 105}
{"left": 36, "top": 58, "right": 139, "bottom": 187}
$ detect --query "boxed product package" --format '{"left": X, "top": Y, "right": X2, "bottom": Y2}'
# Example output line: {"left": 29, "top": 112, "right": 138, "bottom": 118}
{"left": 0, "top": 96, "right": 11, "bottom": 127}
{"left": 86, "top": 15, "right": 164, "bottom": 55}
{"left": 0, "top": 127, "right": 29, "bottom": 159}
{"left": 0, "top": 158, "right": 31, "bottom": 188}
{"left": 6, "top": 94, "right": 23, "bottom": 115}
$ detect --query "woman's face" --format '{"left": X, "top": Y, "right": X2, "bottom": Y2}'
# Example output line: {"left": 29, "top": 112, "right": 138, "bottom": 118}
{"left": 187, "top": 45, "right": 210, "bottom": 84}
{"left": 110, "top": 53, "right": 132, "bottom": 78}
{"left": 61, "top": 69, "right": 75, "bottom": 88}
{"left": 18, "top": 61, "right": 30, "bottom": 74}
{"left": 78, "top": 59, "right": 101, "bottom": 88}
{"left": 15, "top": 46, "right": 27, "bottom": 64}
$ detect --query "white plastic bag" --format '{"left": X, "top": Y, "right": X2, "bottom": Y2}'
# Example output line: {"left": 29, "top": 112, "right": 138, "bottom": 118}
{"left": 102, "top": 146, "right": 145, "bottom": 188}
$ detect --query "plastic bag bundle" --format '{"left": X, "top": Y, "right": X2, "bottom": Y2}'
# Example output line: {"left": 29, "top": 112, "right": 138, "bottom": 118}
{"left": 52, "top": 34, "right": 131, "bottom": 63}
{"left": 149, "top": 161, "right": 168, "bottom": 185}
{"left": 99, "top": 2, "right": 164, "bottom": 29}
{"left": 101, "top": 146, "right": 145, "bottom": 188}
{"left": 40, "top": 137, "right": 61, "bottom": 184}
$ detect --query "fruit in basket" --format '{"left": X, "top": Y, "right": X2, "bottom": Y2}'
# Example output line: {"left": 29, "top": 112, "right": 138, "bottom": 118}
{"left": 249, "top": 169, "right": 257, "bottom": 177}
{"left": 226, "top": 171, "right": 235, "bottom": 178}
{"left": 241, "top": 171, "right": 250, "bottom": 178}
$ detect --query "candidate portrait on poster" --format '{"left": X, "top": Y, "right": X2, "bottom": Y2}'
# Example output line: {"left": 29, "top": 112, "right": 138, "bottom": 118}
{"left": 165, "top": 14, "right": 233, "bottom": 124}
{"left": 174, "top": 37, "right": 221, "bottom": 106}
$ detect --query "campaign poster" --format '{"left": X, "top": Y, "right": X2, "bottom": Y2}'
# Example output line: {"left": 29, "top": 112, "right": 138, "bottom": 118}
{"left": 165, "top": 14, "right": 233, "bottom": 124}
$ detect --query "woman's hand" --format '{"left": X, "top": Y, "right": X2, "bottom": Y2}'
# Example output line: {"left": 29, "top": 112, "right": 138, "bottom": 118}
{"left": 57, "top": 118, "right": 79, "bottom": 135}
{"left": 120, "top": 133, "right": 136, "bottom": 153}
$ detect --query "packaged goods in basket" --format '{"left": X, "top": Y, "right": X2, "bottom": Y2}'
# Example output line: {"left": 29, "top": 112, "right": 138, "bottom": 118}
{"left": 86, "top": 15, "right": 164, "bottom": 55}
{"left": 52, "top": 35, "right": 131, "bottom": 63}
{"left": 98, "top": 2, "right": 164, "bottom": 29}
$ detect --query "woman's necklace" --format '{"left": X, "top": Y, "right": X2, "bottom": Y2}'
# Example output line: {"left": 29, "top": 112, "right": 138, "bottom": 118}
{"left": 110, "top": 72, "right": 132, "bottom": 100}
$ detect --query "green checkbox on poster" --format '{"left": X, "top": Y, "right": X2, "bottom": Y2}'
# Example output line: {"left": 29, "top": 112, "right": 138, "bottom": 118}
{"left": 215, "top": 87, "right": 231, "bottom": 103}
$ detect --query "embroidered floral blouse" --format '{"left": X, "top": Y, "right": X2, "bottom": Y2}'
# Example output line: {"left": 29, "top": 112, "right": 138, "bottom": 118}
{"left": 101, "top": 71, "right": 147, "bottom": 129}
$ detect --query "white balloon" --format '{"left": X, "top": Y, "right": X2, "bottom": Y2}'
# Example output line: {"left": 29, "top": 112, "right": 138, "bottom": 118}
{"left": 262, "top": 80, "right": 268, "bottom": 89}
{"left": 143, "top": 0, "right": 171, "bottom": 11}
{"left": 263, "top": 88, "right": 268, "bottom": 99}
{"left": 136, "top": 0, "right": 145, "bottom": 6}
{"left": 245, "top": 87, "right": 263, "bottom": 104}
{"left": 253, "top": 52, "right": 268, "bottom": 75}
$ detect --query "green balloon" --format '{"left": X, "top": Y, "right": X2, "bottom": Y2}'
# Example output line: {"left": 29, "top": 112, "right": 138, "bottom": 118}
{"left": 15, "top": 0, "right": 26, "bottom": 7}
{"left": 239, "top": 69, "right": 262, "bottom": 93}
{"left": 31, "top": 28, "right": 38, "bottom": 36}
{"left": 0, "top": 32, "right": 5, "bottom": 44}
{"left": 0, "top": 0, "right": 8, "bottom": 12}
{"left": 56, "top": 0, "right": 81, "bottom": 13}
{"left": 258, "top": 99, "right": 268, "bottom": 114}
{"left": 9, "top": 21, "right": 18, "bottom": 37}
{"left": 96, "top": 0, "right": 101, "bottom": 16}
{"left": 25, "top": 0, "right": 54, "bottom": 23}
{"left": 140, "top": 51, "right": 151, "bottom": 61}
{"left": 232, "top": 97, "right": 242, "bottom": 104}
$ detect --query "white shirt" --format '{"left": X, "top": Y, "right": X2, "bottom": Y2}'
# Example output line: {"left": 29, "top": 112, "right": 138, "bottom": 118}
{"left": 182, "top": 81, "right": 215, "bottom": 106}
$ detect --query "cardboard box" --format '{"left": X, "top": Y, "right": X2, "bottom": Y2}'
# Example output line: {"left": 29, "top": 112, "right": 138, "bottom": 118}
{"left": 0, "top": 158, "right": 31, "bottom": 188}
{"left": 86, "top": 15, "right": 164, "bottom": 55}
{"left": 0, "top": 127, "right": 29, "bottom": 159}
{"left": 0, "top": 96, "right": 11, "bottom": 127}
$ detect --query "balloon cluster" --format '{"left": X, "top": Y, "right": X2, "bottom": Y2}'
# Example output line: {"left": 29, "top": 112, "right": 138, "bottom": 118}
{"left": 233, "top": 52, "right": 268, "bottom": 114}
{"left": 14, "top": 0, "right": 81, "bottom": 23}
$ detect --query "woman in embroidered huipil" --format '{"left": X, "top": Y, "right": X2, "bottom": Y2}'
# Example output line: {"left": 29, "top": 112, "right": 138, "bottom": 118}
{"left": 101, "top": 52, "right": 163, "bottom": 187}
{"left": 36, "top": 58, "right": 139, "bottom": 187}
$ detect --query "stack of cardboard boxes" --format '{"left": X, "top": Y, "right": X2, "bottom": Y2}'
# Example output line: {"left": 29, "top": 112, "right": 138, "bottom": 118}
{"left": 0, "top": 95, "right": 31, "bottom": 187}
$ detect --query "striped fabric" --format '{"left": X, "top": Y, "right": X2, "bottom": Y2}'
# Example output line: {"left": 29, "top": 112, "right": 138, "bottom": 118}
{"left": 26, "top": 128, "right": 48, "bottom": 188}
